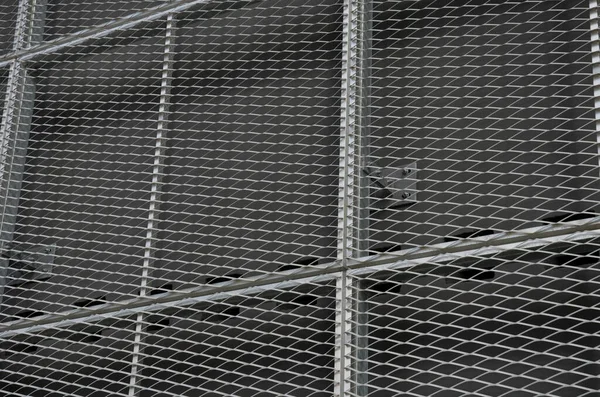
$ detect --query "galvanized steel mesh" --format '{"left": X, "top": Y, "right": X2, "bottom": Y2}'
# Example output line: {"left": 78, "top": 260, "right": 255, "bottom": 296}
{"left": 357, "top": 0, "right": 600, "bottom": 255}
{"left": 0, "top": 0, "right": 598, "bottom": 396}
{"left": 349, "top": 240, "right": 600, "bottom": 397}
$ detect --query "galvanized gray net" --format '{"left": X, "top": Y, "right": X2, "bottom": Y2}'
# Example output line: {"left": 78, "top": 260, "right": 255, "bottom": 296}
{"left": 44, "top": 0, "right": 168, "bottom": 39}
{"left": 0, "top": 0, "right": 17, "bottom": 55}
{"left": 0, "top": 0, "right": 599, "bottom": 396}
{"left": 357, "top": 0, "right": 599, "bottom": 255}
{"left": 349, "top": 241, "right": 600, "bottom": 397}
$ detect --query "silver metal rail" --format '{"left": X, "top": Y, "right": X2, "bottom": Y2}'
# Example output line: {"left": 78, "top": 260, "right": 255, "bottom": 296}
{"left": 0, "top": 215, "right": 599, "bottom": 339}
{"left": 127, "top": 13, "right": 176, "bottom": 397}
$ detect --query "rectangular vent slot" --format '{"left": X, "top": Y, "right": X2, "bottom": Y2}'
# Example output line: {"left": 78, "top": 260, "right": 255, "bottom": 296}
{"left": 4, "top": 343, "right": 38, "bottom": 357}
{"left": 278, "top": 295, "right": 318, "bottom": 312}
{"left": 147, "top": 318, "right": 171, "bottom": 333}
{"left": 553, "top": 254, "right": 598, "bottom": 267}
{"left": 278, "top": 256, "right": 322, "bottom": 272}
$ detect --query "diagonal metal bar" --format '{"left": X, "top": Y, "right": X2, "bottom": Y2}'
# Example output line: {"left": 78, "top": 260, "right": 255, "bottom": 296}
{"left": 0, "top": 217, "right": 599, "bottom": 340}
{"left": 0, "top": 2, "right": 597, "bottom": 395}
{"left": 0, "top": 217, "right": 600, "bottom": 337}
{"left": 0, "top": 0, "right": 264, "bottom": 67}
{"left": 2, "top": 216, "right": 600, "bottom": 343}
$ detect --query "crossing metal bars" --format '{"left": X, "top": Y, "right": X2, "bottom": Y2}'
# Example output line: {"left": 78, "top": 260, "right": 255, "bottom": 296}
{"left": 0, "top": 1, "right": 599, "bottom": 396}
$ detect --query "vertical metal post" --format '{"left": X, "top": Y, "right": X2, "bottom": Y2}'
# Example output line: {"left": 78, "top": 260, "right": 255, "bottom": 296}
{"left": 128, "top": 13, "right": 176, "bottom": 397}
{"left": 590, "top": 1, "right": 600, "bottom": 171}
{"left": 336, "top": 0, "right": 363, "bottom": 395}
{"left": 338, "top": 0, "right": 371, "bottom": 395}
{"left": 353, "top": 284, "right": 369, "bottom": 397}
{"left": 27, "top": 0, "right": 47, "bottom": 47}
{"left": 335, "top": 272, "right": 354, "bottom": 397}
{"left": 352, "top": 0, "right": 371, "bottom": 393}
{"left": 356, "top": 0, "right": 371, "bottom": 259}
{"left": 0, "top": 0, "right": 45, "bottom": 306}
{"left": 338, "top": 0, "right": 358, "bottom": 264}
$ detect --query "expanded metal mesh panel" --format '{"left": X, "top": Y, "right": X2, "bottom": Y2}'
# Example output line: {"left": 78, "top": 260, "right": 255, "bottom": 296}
{"left": 44, "top": 0, "right": 168, "bottom": 40}
{"left": 349, "top": 242, "right": 600, "bottom": 396}
{"left": 152, "top": 0, "right": 342, "bottom": 288}
{"left": 361, "top": 0, "right": 599, "bottom": 253}
{"left": 0, "top": 0, "right": 18, "bottom": 56}
{"left": 136, "top": 282, "right": 335, "bottom": 397}
{"left": 0, "top": 68, "right": 7, "bottom": 115}
{"left": 2, "top": 25, "right": 165, "bottom": 319}
{"left": 0, "top": 316, "right": 136, "bottom": 396}
{"left": 0, "top": 0, "right": 599, "bottom": 396}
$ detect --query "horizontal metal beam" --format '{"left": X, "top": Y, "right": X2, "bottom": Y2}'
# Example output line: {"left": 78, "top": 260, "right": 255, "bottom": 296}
{"left": 1, "top": 216, "right": 600, "bottom": 338}
{"left": 0, "top": 0, "right": 239, "bottom": 67}
{"left": 347, "top": 216, "right": 600, "bottom": 276}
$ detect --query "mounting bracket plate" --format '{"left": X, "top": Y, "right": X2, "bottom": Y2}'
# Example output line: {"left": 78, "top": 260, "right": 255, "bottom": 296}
{"left": 364, "top": 162, "right": 418, "bottom": 209}
{"left": 5, "top": 245, "right": 56, "bottom": 286}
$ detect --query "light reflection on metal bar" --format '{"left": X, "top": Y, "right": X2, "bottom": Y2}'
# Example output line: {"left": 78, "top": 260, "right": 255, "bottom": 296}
{"left": 1, "top": 217, "right": 600, "bottom": 339}
{"left": 0, "top": 0, "right": 215, "bottom": 66}
{"left": 0, "top": 0, "right": 40, "bottom": 307}
{"left": 127, "top": 12, "right": 176, "bottom": 397}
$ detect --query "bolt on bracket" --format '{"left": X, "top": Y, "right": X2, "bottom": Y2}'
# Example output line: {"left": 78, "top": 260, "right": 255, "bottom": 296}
{"left": 364, "top": 162, "right": 418, "bottom": 209}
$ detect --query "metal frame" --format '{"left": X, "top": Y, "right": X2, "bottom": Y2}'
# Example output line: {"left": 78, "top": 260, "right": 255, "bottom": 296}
{"left": 352, "top": 1, "right": 371, "bottom": 394}
{"left": 0, "top": 0, "right": 212, "bottom": 67}
{"left": 0, "top": 0, "right": 42, "bottom": 305}
{"left": 591, "top": 0, "right": 600, "bottom": 169}
{"left": 336, "top": 0, "right": 363, "bottom": 393}
{"left": 128, "top": 12, "right": 176, "bottom": 397}
{"left": 355, "top": 0, "right": 371, "bottom": 259}
{"left": 0, "top": 0, "right": 599, "bottom": 395}
{"left": 0, "top": 217, "right": 599, "bottom": 340}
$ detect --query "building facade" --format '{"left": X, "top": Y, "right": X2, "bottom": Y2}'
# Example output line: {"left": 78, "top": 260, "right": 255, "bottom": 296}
{"left": 0, "top": 0, "right": 599, "bottom": 395}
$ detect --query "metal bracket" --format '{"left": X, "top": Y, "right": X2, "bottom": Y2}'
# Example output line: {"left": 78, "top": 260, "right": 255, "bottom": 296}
{"left": 364, "top": 162, "right": 417, "bottom": 208}
{"left": 5, "top": 244, "right": 55, "bottom": 286}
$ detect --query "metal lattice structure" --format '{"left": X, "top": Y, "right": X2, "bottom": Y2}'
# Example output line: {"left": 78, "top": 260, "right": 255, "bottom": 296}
{"left": 0, "top": 0, "right": 599, "bottom": 396}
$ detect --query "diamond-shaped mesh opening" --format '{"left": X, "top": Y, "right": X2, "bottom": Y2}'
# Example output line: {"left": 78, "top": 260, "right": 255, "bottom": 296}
{"left": 1, "top": 25, "right": 165, "bottom": 320}
{"left": 0, "top": 1, "right": 599, "bottom": 396}
{"left": 0, "top": 66, "right": 8, "bottom": 119}
{"left": 0, "top": 316, "right": 136, "bottom": 397}
{"left": 43, "top": 0, "right": 168, "bottom": 40}
{"left": 136, "top": 282, "right": 336, "bottom": 397}
{"left": 0, "top": 0, "right": 18, "bottom": 56}
{"left": 350, "top": 242, "right": 600, "bottom": 396}
{"left": 152, "top": 0, "right": 342, "bottom": 289}
{"left": 359, "top": 0, "right": 599, "bottom": 254}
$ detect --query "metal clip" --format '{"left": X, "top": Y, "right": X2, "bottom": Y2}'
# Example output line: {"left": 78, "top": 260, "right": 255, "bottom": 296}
{"left": 6, "top": 245, "right": 56, "bottom": 286}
